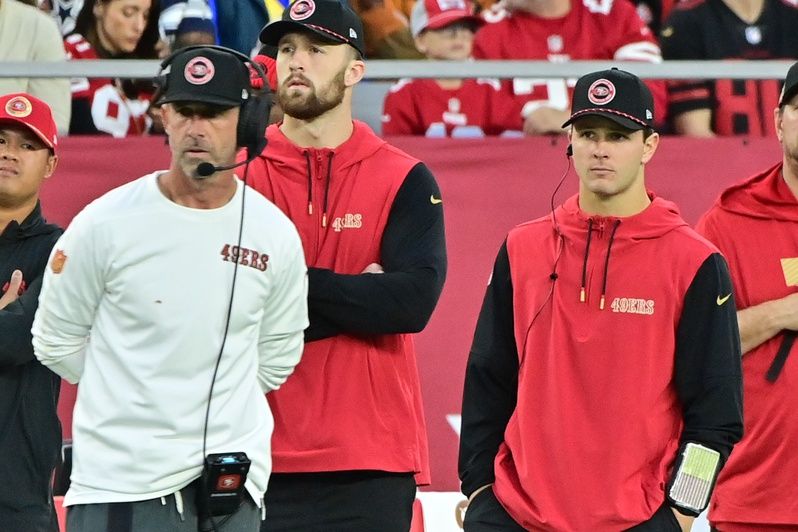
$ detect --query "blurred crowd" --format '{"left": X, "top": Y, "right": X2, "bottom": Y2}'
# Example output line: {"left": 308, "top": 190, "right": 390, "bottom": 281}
{"left": 1, "top": 0, "right": 796, "bottom": 138}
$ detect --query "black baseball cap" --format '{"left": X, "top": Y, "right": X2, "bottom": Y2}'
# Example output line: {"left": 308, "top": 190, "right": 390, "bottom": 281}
{"left": 259, "top": 0, "right": 366, "bottom": 57}
{"left": 562, "top": 68, "right": 655, "bottom": 131}
{"left": 157, "top": 46, "right": 251, "bottom": 107}
{"left": 779, "top": 61, "right": 798, "bottom": 106}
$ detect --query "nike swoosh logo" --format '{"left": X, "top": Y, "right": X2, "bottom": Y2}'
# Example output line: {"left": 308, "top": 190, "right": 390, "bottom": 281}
{"left": 716, "top": 293, "right": 732, "bottom": 306}
{"left": 430, "top": 195, "right": 443, "bottom": 205}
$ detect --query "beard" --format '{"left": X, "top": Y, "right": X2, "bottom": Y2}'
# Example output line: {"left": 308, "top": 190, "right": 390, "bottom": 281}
{"left": 278, "top": 68, "right": 347, "bottom": 121}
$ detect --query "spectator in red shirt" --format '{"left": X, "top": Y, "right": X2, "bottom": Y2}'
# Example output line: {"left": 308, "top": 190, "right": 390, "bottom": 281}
{"left": 473, "top": 0, "right": 667, "bottom": 135}
{"left": 382, "top": 0, "right": 522, "bottom": 136}
{"left": 64, "top": 0, "right": 163, "bottom": 137}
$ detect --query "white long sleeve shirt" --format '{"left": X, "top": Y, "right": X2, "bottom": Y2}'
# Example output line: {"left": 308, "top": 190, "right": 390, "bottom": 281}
{"left": 32, "top": 172, "right": 308, "bottom": 506}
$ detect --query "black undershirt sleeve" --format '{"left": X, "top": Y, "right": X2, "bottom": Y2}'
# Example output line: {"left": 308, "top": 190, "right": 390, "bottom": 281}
{"left": 304, "top": 162, "right": 447, "bottom": 341}
{"left": 458, "top": 241, "right": 519, "bottom": 497}
{"left": 660, "top": 10, "right": 714, "bottom": 116}
{"left": 673, "top": 253, "right": 743, "bottom": 457}
{"left": 668, "top": 253, "right": 744, "bottom": 512}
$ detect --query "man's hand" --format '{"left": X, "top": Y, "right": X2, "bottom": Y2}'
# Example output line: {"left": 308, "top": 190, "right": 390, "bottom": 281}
{"left": 671, "top": 508, "right": 695, "bottom": 532}
{"left": 0, "top": 270, "right": 24, "bottom": 309}
{"left": 523, "top": 106, "right": 569, "bottom": 135}
{"left": 738, "top": 292, "right": 798, "bottom": 354}
{"left": 361, "top": 263, "right": 384, "bottom": 274}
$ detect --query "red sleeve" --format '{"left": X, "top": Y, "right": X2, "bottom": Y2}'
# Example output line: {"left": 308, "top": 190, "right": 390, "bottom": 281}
{"left": 381, "top": 81, "right": 421, "bottom": 136}
{"left": 487, "top": 83, "right": 524, "bottom": 132}
{"left": 64, "top": 34, "right": 96, "bottom": 100}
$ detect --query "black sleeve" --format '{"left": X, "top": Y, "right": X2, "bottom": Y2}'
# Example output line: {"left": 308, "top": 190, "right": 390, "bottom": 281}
{"left": 458, "top": 241, "right": 519, "bottom": 497}
{"left": 0, "top": 276, "right": 44, "bottom": 368}
{"left": 660, "top": 10, "right": 714, "bottom": 116}
{"left": 69, "top": 98, "right": 101, "bottom": 135}
{"left": 670, "top": 253, "right": 744, "bottom": 476}
{"left": 304, "top": 162, "right": 447, "bottom": 341}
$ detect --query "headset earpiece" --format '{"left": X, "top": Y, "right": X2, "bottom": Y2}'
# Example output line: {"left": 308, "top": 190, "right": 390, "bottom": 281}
{"left": 566, "top": 144, "right": 573, "bottom": 157}
{"left": 236, "top": 59, "right": 270, "bottom": 157}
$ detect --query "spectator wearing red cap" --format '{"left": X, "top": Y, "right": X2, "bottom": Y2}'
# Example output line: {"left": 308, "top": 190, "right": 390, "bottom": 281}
{"left": 382, "top": 0, "right": 521, "bottom": 136}
{"left": 0, "top": 92, "right": 63, "bottom": 532}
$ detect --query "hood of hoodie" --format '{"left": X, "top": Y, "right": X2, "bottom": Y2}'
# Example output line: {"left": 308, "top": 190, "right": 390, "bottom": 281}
{"left": 558, "top": 192, "right": 689, "bottom": 243}
{"left": 0, "top": 202, "right": 61, "bottom": 242}
{"left": 711, "top": 162, "right": 798, "bottom": 222}
{"left": 261, "top": 120, "right": 386, "bottom": 175}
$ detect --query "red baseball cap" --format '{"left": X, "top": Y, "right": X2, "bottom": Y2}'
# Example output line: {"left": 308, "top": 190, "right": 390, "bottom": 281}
{"left": 410, "top": 0, "right": 483, "bottom": 38}
{"left": 0, "top": 93, "right": 58, "bottom": 151}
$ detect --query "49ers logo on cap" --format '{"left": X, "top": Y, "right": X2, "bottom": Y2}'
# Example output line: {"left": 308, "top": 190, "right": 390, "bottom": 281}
{"left": 587, "top": 79, "right": 616, "bottom": 106}
{"left": 290, "top": 0, "right": 316, "bottom": 20}
{"left": 184, "top": 57, "right": 215, "bottom": 85}
{"left": 5, "top": 96, "right": 33, "bottom": 118}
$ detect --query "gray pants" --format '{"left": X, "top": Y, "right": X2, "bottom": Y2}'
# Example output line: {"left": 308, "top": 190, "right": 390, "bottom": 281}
{"left": 67, "top": 480, "right": 261, "bottom": 532}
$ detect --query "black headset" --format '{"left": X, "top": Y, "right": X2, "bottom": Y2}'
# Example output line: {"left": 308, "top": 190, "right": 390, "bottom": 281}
{"left": 155, "top": 45, "right": 271, "bottom": 157}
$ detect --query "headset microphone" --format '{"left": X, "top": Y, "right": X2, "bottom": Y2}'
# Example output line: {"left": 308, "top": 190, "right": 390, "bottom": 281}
{"left": 196, "top": 147, "right": 263, "bottom": 177}
{"left": 196, "top": 159, "right": 248, "bottom": 177}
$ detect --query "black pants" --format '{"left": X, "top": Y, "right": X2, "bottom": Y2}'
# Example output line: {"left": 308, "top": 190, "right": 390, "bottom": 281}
{"left": 463, "top": 487, "right": 681, "bottom": 532}
{"left": 260, "top": 471, "right": 416, "bottom": 532}
{"left": 462, "top": 487, "right": 525, "bottom": 532}
{"left": 66, "top": 479, "right": 260, "bottom": 532}
{"left": 626, "top": 503, "right": 682, "bottom": 531}
{"left": 0, "top": 505, "right": 59, "bottom": 532}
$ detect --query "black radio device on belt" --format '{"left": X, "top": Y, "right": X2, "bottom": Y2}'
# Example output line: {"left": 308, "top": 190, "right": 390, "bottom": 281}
{"left": 197, "top": 452, "right": 252, "bottom": 517}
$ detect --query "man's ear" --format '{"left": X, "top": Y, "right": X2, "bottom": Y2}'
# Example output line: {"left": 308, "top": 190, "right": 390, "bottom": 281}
{"left": 44, "top": 154, "right": 59, "bottom": 179}
{"left": 345, "top": 58, "right": 366, "bottom": 87}
{"left": 414, "top": 35, "right": 428, "bottom": 55}
{"left": 775, "top": 106, "right": 784, "bottom": 144}
{"left": 641, "top": 131, "right": 660, "bottom": 165}
{"left": 161, "top": 103, "right": 172, "bottom": 135}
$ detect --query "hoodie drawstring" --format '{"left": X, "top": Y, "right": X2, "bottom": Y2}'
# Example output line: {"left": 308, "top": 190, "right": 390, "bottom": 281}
{"left": 580, "top": 219, "right": 594, "bottom": 303}
{"left": 304, "top": 151, "right": 334, "bottom": 228}
{"left": 304, "top": 152, "right": 313, "bottom": 215}
{"left": 580, "top": 218, "right": 621, "bottom": 309}
{"left": 322, "top": 152, "right": 334, "bottom": 228}
{"left": 599, "top": 220, "right": 621, "bottom": 310}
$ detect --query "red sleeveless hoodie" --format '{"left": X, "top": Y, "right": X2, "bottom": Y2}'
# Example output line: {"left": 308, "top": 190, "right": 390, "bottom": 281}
{"left": 244, "top": 121, "right": 432, "bottom": 483}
